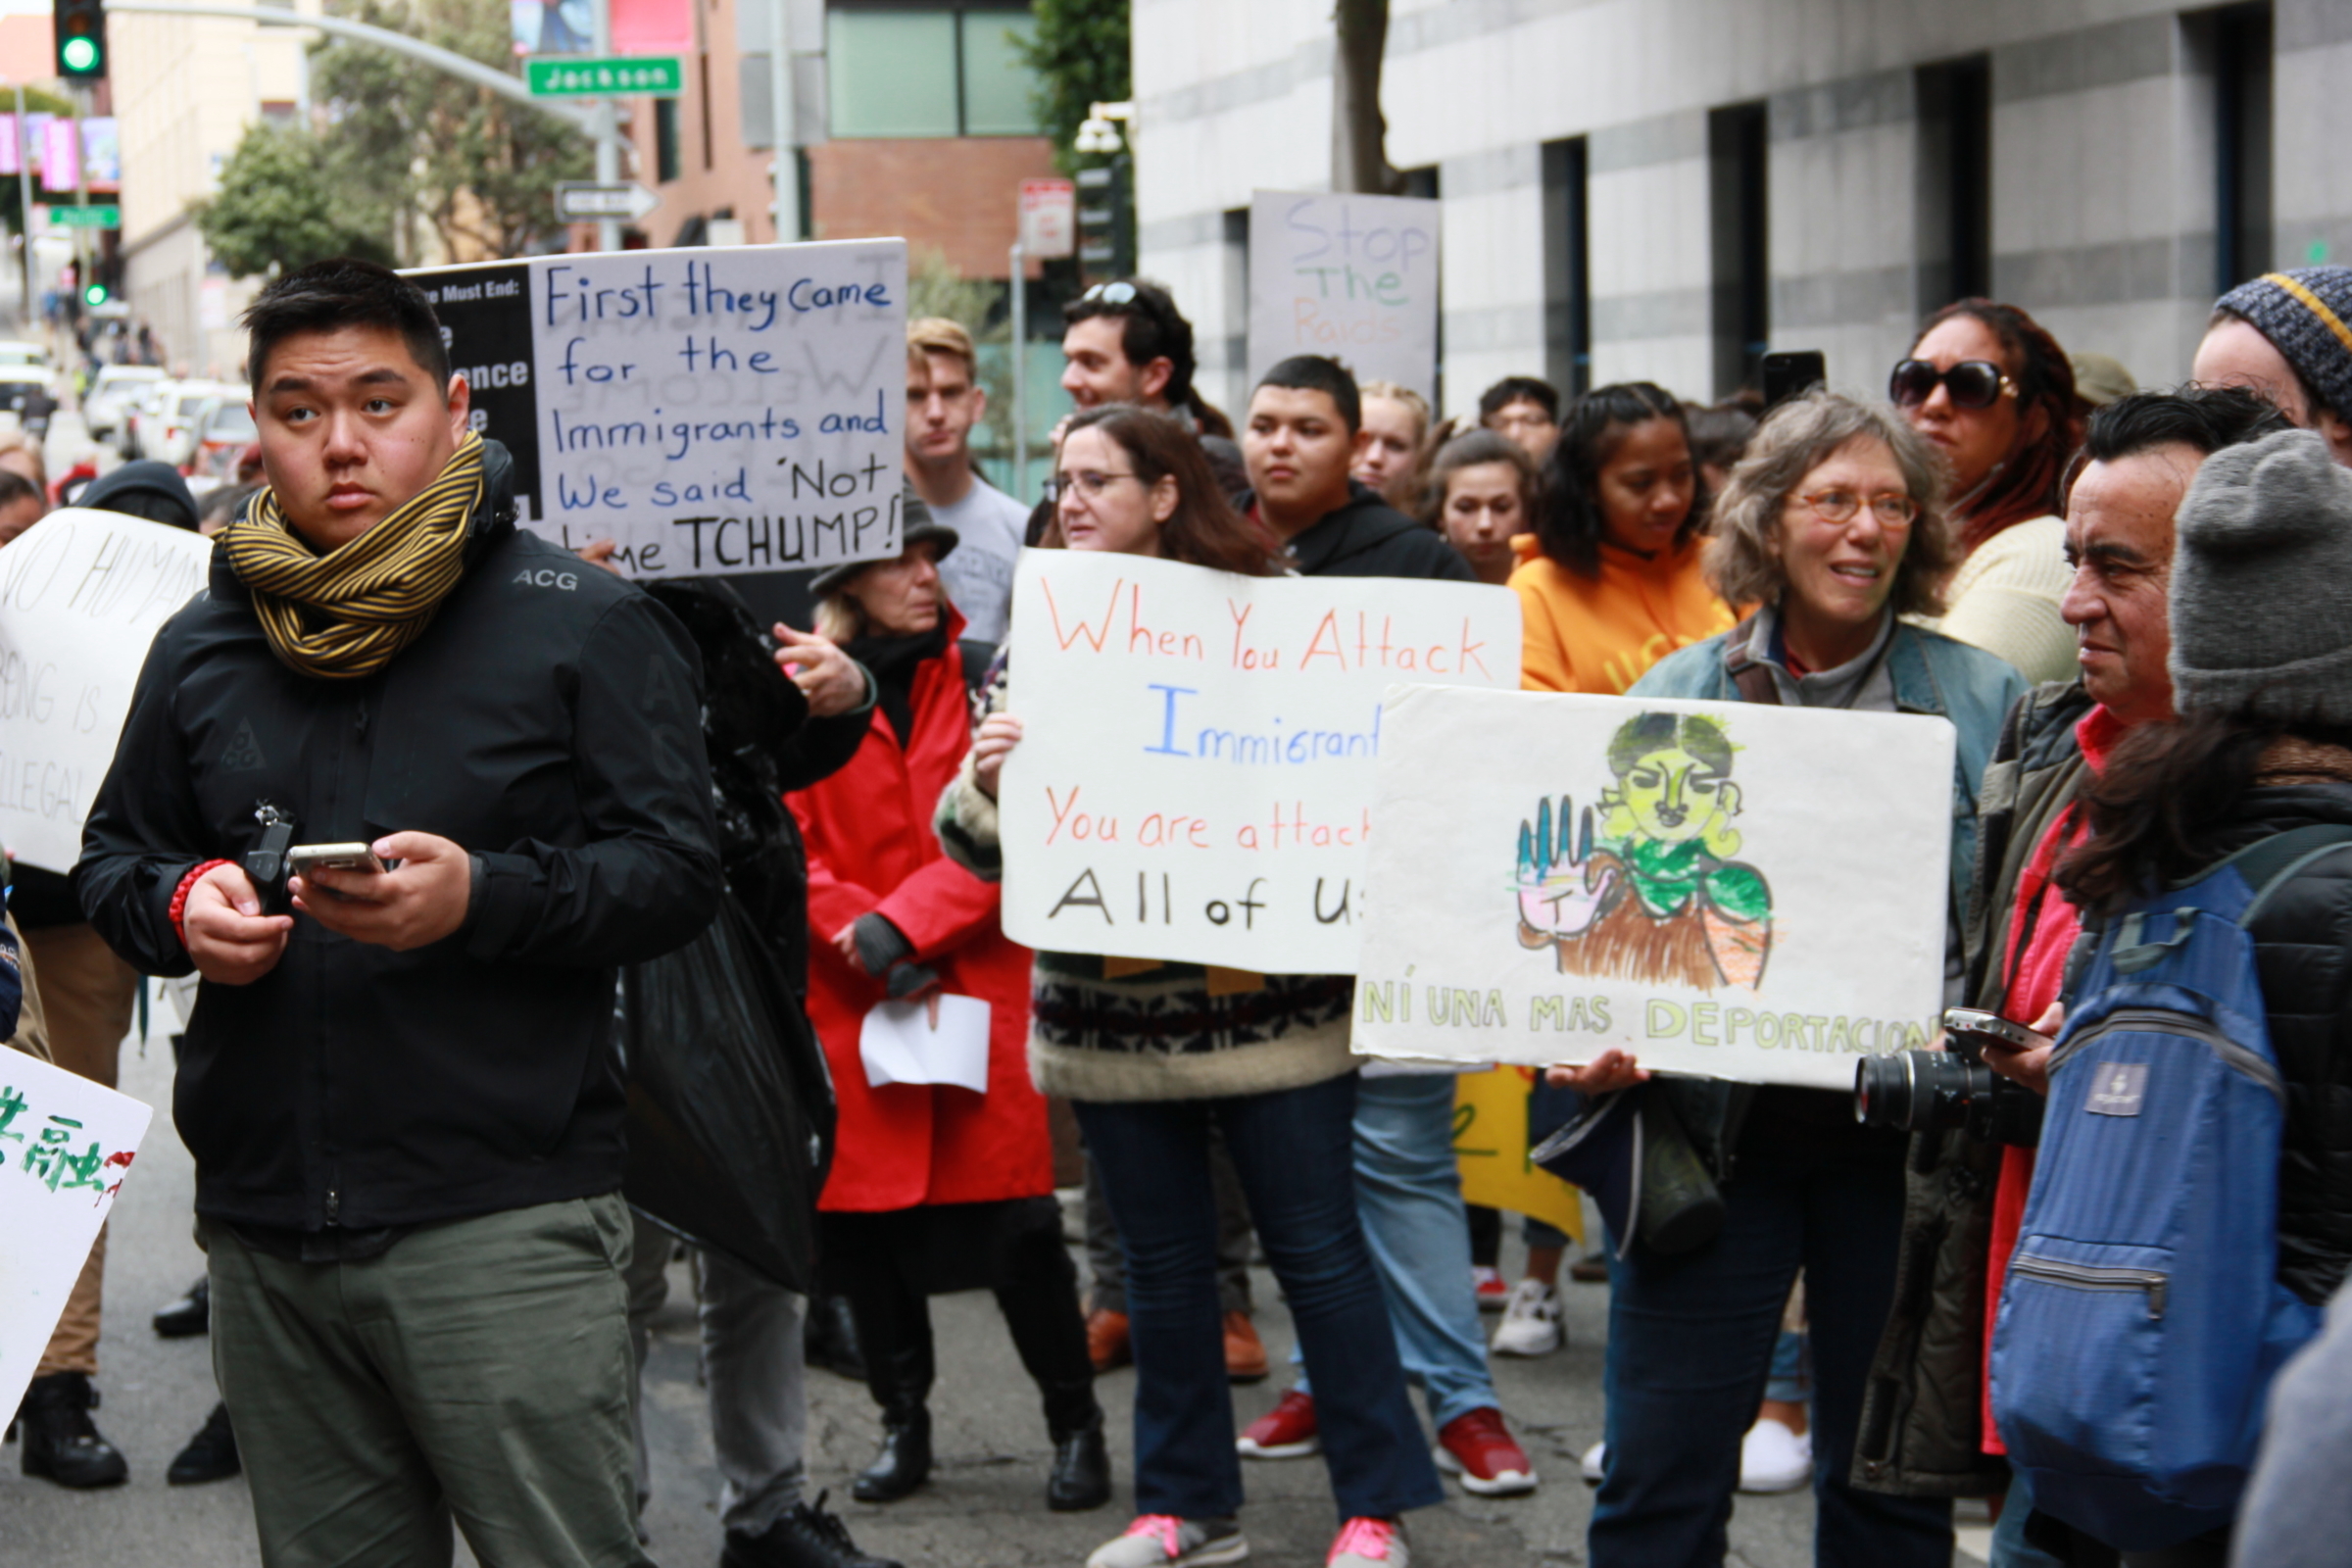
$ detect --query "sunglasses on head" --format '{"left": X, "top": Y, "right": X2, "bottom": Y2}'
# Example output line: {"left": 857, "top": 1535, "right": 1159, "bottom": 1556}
{"left": 1888, "top": 359, "right": 2018, "bottom": 411}
{"left": 1081, "top": 281, "right": 1139, "bottom": 305}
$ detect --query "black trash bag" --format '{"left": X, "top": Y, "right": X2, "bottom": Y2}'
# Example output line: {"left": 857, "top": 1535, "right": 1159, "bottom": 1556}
{"left": 619, "top": 891, "right": 835, "bottom": 1293}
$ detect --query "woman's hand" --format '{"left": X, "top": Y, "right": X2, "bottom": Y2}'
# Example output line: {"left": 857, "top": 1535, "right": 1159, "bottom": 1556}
{"left": 1981, "top": 1002, "right": 2061, "bottom": 1097}
{"left": 973, "top": 712, "right": 1024, "bottom": 801}
{"left": 774, "top": 624, "right": 864, "bottom": 718}
{"left": 1544, "top": 1048, "right": 1649, "bottom": 1096}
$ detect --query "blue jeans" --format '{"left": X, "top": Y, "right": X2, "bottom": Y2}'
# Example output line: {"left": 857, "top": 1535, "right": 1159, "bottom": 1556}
{"left": 1293, "top": 1073, "right": 1499, "bottom": 1430}
{"left": 1076, "top": 1073, "right": 1444, "bottom": 1522}
{"left": 1591, "top": 1137, "right": 1951, "bottom": 1568}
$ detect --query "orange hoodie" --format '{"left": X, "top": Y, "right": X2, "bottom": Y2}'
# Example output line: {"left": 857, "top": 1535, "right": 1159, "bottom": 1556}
{"left": 1506, "top": 532, "right": 1737, "bottom": 695}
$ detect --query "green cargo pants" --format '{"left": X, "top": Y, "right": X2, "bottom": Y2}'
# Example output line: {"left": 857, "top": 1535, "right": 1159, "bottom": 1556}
{"left": 205, "top": 1192, "right": 653, "bottom": 1568}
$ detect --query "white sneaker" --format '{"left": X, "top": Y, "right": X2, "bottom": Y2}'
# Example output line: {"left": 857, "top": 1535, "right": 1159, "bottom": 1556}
{"left": 1490, "top": 1278, "right": 1563, "bottom": 1357}
{"left": 1579, "top": 1441, "right": 1606, "bottom": 1485}
{"left": 1086, "top": 1515, "right": 1250, "bottom": 1568}
{"left": 1738, "top": 1417, "right": 1812, "bottom": 1494}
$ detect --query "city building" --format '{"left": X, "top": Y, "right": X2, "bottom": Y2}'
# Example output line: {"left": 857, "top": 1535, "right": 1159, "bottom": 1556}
{"left": 1134, "top": 0, "right": 2346, "bottom": 419}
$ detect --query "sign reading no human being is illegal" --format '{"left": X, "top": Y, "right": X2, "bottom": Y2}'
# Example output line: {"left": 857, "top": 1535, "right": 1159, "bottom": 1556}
{"left": 407, "top": 238, "right": 908, "bottom": 578}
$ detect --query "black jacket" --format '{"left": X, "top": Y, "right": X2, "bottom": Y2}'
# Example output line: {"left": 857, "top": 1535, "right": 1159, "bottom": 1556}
{"left": 75, "top": 444, "right": 720, "bottom": 1234}
{"left": 1260, "top": 482, "right": 1476, "bottom": 582}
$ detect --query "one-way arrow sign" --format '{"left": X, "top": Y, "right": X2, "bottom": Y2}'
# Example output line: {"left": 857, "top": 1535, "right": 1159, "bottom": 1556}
{"left": 556, "top": 181, "right": 661, "bottom": 223}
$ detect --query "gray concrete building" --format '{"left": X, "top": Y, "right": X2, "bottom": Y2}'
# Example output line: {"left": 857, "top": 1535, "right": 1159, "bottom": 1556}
{"left": 1133, "top": 0, "right": 2344, "bottom": 421}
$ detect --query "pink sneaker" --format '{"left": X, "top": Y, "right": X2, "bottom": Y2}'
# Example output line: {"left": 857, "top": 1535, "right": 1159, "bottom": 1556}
{"left": 1326, "top": 1517, "right": 1408, "bottom": 1567}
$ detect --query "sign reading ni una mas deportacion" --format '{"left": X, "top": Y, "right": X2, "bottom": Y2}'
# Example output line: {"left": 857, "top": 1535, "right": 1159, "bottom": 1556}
{"left": 1354, "top": 687, "right": 1956, "bottom": 1092}
{"left": 0, "top": 511, "right": 214, "bottom": 874}
{"left": 408, "top": 238, "right": 907, "bottom": 578}
{"left": 999, "top": 552, "right": 1520, "bottom": 973}
{"left": 1247, "top": 190, "right": 1440, "bottom": 404}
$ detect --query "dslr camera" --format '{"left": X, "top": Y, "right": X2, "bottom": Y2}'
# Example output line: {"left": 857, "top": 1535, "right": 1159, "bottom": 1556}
{"left": 1854, "top": 1007, "right": 2045, "bottom": 1147}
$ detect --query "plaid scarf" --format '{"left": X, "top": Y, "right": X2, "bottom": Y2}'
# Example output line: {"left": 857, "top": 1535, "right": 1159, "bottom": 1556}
{"left": 218, "top": 434, "right": 485, "bottom": 680}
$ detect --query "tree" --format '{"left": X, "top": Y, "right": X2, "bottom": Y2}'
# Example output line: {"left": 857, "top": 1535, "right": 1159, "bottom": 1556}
{"left": 193, "top": 122, "right": 396, "bottom": 279}
{"left": 1332, "top": 0, "right": 1403, "bottom": 195}
{"left": 1015, "top": 0, "right": 1129, "bottom": 177}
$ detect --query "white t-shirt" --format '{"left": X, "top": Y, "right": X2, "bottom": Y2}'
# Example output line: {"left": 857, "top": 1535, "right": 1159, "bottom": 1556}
{"left": 928, "top": 471, "right": 1032, "bottom": 646}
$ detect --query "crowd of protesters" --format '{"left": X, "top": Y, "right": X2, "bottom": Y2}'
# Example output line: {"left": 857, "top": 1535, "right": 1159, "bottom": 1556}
{"left": 7, "top": 250, "right": 2352, "bottom": 1568}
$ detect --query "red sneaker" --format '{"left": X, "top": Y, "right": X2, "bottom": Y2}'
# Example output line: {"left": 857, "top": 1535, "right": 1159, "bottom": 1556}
{"left": 1236, "top": 1388, "right": 1320, "bottom": 1458}
{"left": 1472, "top": 1265, "right": 1509, "bottom": 1310}
{"left": 1434, "top": 1407, "right": 1538, "bottom": 1495}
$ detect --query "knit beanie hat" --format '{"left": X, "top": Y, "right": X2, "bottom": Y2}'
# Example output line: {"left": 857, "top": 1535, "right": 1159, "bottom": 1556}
{"left": 2213, "top": 267, "right": 2352, "bottom": 425}
{"left": 2170, "top": 427, "right": 2352, "bottom": 725}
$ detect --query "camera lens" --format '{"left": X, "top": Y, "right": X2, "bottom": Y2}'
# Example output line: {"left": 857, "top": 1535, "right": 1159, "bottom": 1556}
{"left": 1855, "top": 1054, "right": 1914, "bottom": 1127}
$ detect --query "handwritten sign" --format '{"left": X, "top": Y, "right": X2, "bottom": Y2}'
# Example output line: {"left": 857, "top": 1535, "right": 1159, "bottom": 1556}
{"left": 410, "top": 237, "right": 908, "bottom": 578}
{"left": 999, "top": 551, "right": 1519, "bottom": 973}
{"left": 1355, "top": 686, "right": 1955, "bottom": 1091}
{"left": 0, "top": 511, "right": 213, "bottom": 874}
{"left": 1248, "top": 189, "right": 1440, "bottom": 402}
{"left": 0, "top": 1051, "right": 150, "bottom": 1426}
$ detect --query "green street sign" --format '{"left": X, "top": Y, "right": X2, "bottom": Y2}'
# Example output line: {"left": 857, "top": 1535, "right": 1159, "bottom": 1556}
{"left": 49, "top": 205, "right": 119, "bottom": 229}
{"left": 525, "top": 55, "right": 682, "bottom": 97}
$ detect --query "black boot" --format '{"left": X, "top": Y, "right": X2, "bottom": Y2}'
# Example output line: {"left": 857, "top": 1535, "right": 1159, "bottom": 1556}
{"left": 852, "top": 1405, "right": 931, "bottom": 1504}
{"left": 721, "top": 1490, "right": 906, "bottom": 1568}
{"left": 152, "top": 1276, "right": 209, "bottom": 1339}
{"left": 846, "top": 1272, "right": 935, "bottom": 1504}
{"left": 1046, "top": 1415, "right": 1112, "bottom": 1512}
{"left": 16, "top": 1372, "right": 128, "bottom": 1488}
{"left": 167, "top": 1400, "right": 239, "bottom": 1485}
{"left": 804, "top": 1292, "right": 866, "bottom": 1382}
{"left": 990, "top": 1211, "right": 1109, "bottom": 1512}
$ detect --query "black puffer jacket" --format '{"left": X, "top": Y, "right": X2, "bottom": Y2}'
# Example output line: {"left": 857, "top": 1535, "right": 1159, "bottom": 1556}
{"left": 1250, "top": 482, "right": 1476, "bottom": 582}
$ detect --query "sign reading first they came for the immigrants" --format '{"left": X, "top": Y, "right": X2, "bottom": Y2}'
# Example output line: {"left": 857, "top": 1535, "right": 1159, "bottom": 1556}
{"left": 1354, "top": 686, "right": 1957, "bottom": 1092}
{"left": 407, "top": 238, "right": 908, "bottom": 578}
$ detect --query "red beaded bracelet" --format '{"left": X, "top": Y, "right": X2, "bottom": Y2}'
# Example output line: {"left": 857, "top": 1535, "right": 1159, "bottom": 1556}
{"left": 168, "top": 859, "right": 236, "bottom": 950}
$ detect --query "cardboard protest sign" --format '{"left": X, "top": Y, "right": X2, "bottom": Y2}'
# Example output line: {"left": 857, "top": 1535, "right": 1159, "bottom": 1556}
{"left": 0, "top": 510, "right": 213, "bottom": 873}
{"left": 1248, "top": 190, "right": 1440, "bottom": 402}
{"left": 999, "top": 551, "right": 1519, "bottom": 973}
{"left": 409, "top": 237, "right": 908, "bottom": 578}
{"left": 1355, "top": 686, "right": 1955, "bottom": 1091}
{"left": 1454, "top": 1065, "right": 1586, "bottom": 1243}
{"left": 0, "top": 1050, "right": 151, "bottom": 1427}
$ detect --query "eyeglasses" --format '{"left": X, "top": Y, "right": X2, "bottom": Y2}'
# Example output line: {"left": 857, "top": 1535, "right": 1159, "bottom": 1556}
{"left": 1888, "top": 358, "right": 2018, "bottom": 411}
{"left": 1052, "top": 467, "right": 1143, "bottom": 500}
{"left": 1793, "top": 488, "right": 1920, "bottom": 527}
{"left": 1080, "top": 282, "right": 1138, "bottom": 305}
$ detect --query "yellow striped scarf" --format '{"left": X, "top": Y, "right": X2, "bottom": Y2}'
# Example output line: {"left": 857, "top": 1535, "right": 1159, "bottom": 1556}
{"left": 219, "top": 434, "right": 486, "bottom": 680}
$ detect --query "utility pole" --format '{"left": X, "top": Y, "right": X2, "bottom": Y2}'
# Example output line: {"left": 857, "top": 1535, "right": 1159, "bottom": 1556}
{"left": 589, "top": 0, "right": 617, "bottom": 252}
{"left": 12, "top": 84, "right": 30, "bottom": 332}
{"left": 766, "top": 0, "right": 794, "bottom": 242}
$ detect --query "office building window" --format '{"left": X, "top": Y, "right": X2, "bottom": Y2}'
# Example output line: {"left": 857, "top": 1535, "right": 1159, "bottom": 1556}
{"left": 2187, "top": 2, "right": 2274, "bottom": 290}
{"left": 656, "top": 96, "right": 681, "bottom": 184}
{"left": 1542, "top": 136, "right": 1591, "bottom": 398}
{"left": 827, "top": 4, "right": 1043, "bottom": 139}
{"left": 1708, "top": 102, "right": 1769, "bottom": 400}
{"left": 1916, "top": 55, "right": 1991, "bottom": 314}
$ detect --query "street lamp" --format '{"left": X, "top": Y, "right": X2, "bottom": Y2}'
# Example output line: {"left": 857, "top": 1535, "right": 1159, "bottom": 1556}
{"left": 1074, "top": 99, "right": 1134, "bottom": 156}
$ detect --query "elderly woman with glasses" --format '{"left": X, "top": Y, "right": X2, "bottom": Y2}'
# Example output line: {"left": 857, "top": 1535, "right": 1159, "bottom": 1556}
{"left": 1890, "top": 298, "right": 2083, "bottom": 684}
{"left": 1553, "top": 390, "right": 2027, "bottom": 1568}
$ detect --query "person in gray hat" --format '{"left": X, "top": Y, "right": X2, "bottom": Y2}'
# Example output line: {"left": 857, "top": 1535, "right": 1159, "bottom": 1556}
{"left": 2194, "top": 267, "right": 2352, "bottom": 467}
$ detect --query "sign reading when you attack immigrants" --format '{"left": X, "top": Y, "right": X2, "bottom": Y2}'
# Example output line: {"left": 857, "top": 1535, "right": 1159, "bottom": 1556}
{"left": 0, "top": 511, "right": 214, "bottom": 874}
{"left": 409, "top": 237, "right": 908, "bottom": 578}
{"left": 999, "top": 551, "right": 1520, "bottom": 974}
{"left": 1355, "top": 686, "right": 1956, "bottom": 1092}
{"left": 1248, "top": 189, "right": 1440, "bottom": 404}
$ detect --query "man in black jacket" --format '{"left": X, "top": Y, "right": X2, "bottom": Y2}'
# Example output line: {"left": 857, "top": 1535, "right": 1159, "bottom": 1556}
{"left": 74, "top": 259, "right": 719, "bottom": 1568}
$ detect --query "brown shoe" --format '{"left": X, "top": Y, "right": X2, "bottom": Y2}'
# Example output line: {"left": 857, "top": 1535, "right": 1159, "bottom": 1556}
{"left": 1224, "top": 1311, "right": 1269, "bottom": 1383}
{"left": 1087, "top": 1308, "right": 1132, "bottom": 1373}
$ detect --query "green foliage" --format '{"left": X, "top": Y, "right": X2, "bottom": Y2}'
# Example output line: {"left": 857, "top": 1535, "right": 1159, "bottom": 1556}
{"left": 907, "top": 246, "right": 1014, "bottom": 459}
{"left": 192, "top": 122, "right": 396, "bottom": 279}
{"left": 1014, "top": 0, "right": 1129, "bottom": 176}
{"left": 310, "top": 0, "right": 591, "bottom": 264}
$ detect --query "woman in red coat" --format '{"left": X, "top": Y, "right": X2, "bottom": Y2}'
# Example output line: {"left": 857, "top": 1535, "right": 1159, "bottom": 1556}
{"left": 789, "top": 498, "right": 1107, "bottom": 1516}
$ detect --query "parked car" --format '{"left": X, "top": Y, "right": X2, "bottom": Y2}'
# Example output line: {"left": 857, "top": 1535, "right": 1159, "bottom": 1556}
{"left": 120, "top": 376, "right": 181, "bottom": 459}
{"left": 0, "top": 368, "right": 62, "bottom": 430}
{"left": 84, "top": 364, "right": 167, "bottom": 443}
{"left": 183, "top": 396, "right": 259, "bottom": 480}
{"left": 145, "top": 380, "right": 244, "bottom": 470}
{"left": 0, "top": 340, "right": 52, "bottom": 371}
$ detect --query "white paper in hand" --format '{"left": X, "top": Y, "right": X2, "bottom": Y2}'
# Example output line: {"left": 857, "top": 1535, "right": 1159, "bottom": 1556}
{"left": 858, "top": 996, "right": 993, "bottom": 1093}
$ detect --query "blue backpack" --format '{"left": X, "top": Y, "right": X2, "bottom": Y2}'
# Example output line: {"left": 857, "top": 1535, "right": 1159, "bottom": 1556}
{"left": 1990, "top": 824, "right": 2352, "bottom": 1550}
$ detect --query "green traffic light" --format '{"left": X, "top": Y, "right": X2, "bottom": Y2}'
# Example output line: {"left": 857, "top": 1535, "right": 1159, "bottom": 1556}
{"left": 60, "top": 34, "right": 98, "bottom": 72}
{"left": 81, "top": 282, "right": 106, "bottom": 307}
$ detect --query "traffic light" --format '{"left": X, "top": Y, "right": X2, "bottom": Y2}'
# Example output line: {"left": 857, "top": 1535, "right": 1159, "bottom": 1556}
{"left": 81, "top": 280, "right": 108, "bottom": 309}
{"left": 54, "top": 0, "right": 106, "bottom": 80}
{"left": 1074, "top": 159, "right": 1133, "bottom": 286}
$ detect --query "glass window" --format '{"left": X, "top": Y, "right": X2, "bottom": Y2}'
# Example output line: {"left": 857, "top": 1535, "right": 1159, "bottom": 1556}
{"left": 655, "top": 96, "right": 680, "bottom": 183}
{"left": 959, "top": 9, "right": 1041, "bottom": 136}
{"left": 827, "top": 11, "right": 957, "bottom": 138}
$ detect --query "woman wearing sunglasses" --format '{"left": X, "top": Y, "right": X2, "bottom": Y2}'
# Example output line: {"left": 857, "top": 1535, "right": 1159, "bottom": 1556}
{"left": 937, "top": 405, "right": 1445, "bottom": 1568}
{"left": 1889, "top": 299, "right": 2082, "bottom": 684}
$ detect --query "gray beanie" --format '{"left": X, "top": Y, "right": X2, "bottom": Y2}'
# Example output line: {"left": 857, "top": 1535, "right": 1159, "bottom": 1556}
{"left": 2171, "top": 427, "right": 2352, "bottom": 724}
{"left": 2214, "top": 267, "right": 2352, "bottom": 426}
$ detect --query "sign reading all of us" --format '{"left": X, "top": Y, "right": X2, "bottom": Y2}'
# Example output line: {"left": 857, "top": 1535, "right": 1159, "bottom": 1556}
{"left": 1354, "top": 686, "right": 1956, "bottom": 1092}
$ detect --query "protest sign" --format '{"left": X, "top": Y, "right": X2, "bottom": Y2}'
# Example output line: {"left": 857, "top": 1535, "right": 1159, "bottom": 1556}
{"left": 410, "top": 237, "right": 908, "bottom": 578}
{"left": 0, "top": 510, "right": 212, "bottom": 874}
{"left": 0, "top": 1050, "right": 152, "bottom": 1428}
{"left": 998, "top": 550, "right": 1519, "bottom": 973}
{"left": 1247, "top": 190, "right": 1440, "bottom": 402}
{"left": 1454, "top": 1065, "right": 1586, "bottom": 1243}
{"left": 1355, "top": 686, "right": 1955, "bottom": 1091}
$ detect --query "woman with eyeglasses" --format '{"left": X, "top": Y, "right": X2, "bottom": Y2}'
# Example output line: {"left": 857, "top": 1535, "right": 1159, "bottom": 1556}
{"left": 1890, "top": 299, "right": 2083, "bottom": 685}
{"left": 937, "top": 404, "right": 1444, "bottom": 1568}
{"left": 1552, "top": 390, "right": 2026, "bottom": 1568}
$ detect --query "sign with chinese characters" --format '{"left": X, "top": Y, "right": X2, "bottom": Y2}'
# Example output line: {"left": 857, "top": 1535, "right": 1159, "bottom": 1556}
{"left": 0, "top": 1051, "right": 151, "bottom": 1427}
{"left": 998, "top": 550, "right": 1521, "bottom": 973}
{"left": 1353, "top": 686, "right": 1956, "bottom": 1091}
{"left": 1247, "top": 189, "right": 1441, "bottom": 403}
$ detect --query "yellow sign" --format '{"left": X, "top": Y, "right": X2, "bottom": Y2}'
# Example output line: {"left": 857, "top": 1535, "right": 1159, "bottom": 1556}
{"left": 1453, "top": 1065, "right": 1585, "bottom": 1243}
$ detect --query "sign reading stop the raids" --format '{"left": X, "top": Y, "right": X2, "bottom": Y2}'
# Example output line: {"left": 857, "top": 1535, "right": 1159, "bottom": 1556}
{"left": 408, "top": 237, "right": 907, "bottom": 578}
{"left": 0, "top": 1050, "right": 151, "bottom": 1428}
{"left": 1354, "top": 686, "right": 1955, "bottom": 1091}
{"left": 1248, "top": 189, "right": 1440, "bottom": 403}
{"left": 0, "top": 510, "right": 213, "bottom": 874}
{"left": 998, "top": 551, "right": 1520, "bottom": 973}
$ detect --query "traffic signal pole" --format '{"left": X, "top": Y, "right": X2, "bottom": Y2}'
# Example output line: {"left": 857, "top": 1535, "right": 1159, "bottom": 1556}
{"left": 13, "top": 84, "right": 29, "bottom": 332}
{"left": 588, "top": 0, "right": 616, "bottom": 253}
